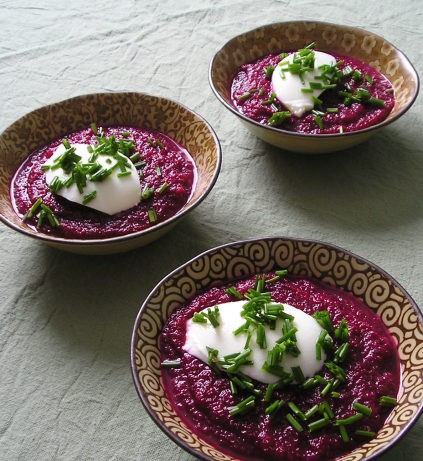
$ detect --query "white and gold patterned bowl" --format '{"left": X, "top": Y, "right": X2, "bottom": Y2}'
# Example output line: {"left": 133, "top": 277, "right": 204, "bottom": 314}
{"left": 131, "top": 237, "right": 422, "bottom": 461}
{"left": 0, "top": 92, "right": 221, "bottom": 254}
{"left": 209, "top": 21, "right": 419, "bottom": 153}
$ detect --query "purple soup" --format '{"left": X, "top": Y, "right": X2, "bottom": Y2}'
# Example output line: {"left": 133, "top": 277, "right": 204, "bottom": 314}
{"left": 160, "top": 273, "right": 400, "bottom": 461}
{"left": 11, "top": 126, "right": 196, "bottom": 239}
{"left": 231, "top": 50, "right": 394, "bottom": 134}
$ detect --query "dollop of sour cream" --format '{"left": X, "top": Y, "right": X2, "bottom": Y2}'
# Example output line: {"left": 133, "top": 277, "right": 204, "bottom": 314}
{"left": 43, "top": 143, "right": 141, "bottom": 215}
{"left": 271, "top": 50, "right": 337, "bottom": 117}
{"left": 183, "top": 300, "right": 326, "bottom": 384}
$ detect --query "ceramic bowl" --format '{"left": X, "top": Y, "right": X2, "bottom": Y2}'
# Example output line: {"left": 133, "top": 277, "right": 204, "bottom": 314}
{"left": 131, "top": 237, "right": 422, "bottom": 461}
{"left": 209, "top": 21, "right": 419, "bottom": 154}
{"left": 0, "top": 92, "right": 221, "bottom": 254}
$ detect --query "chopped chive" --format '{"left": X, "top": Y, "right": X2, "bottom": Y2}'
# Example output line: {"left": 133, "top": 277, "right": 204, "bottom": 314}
{"left": 326, "top": 107, "right": 339, "bottom": 113}
{"left": 40, "top": 164, "right": 50, "bottom": 171}
{"left": 261, "top": 92, "right": 277, "bottom": 105}
{"left": 334, "top": 342, "right": 350, "bottom": 364}
{"left": 226, "top": 287, "right": 243, "bottom": 299}
{"left": 117, "top": 171, "right": 132, "bottom": 178}
{"left": 90, "top": 123, "right": 98, "bottom": 135}
{"left": 141, "top": 185, "right": 154, "bottom": 200}
{"left": 192, "top": 312, "right": 207, "bottom": 323}
{"left": 24, "top": 197, "right": 43, "bottom": 220}
{"left": 335, "top": 413, "right": 364, "bottom": 426}
{"left": 308, "top": 417, "right": 330, "bottom": 432}
{"left": 369, "top": 97, "right": 386, "bottom": 108}
{"left": 325, "top": 362, "right": 346, "bottom": 382}
{"left": 229, "top": 380, "right": 237, "bottom": 395}
{"left": 161, "top": 359, "right": 181, "bottom": 369}
{"left": 319, "top": 401, "right": 334, "bottom": 419}
{"left": 355, "top": 429, "right": 376, "bottom": 437}
{"left": 304, "top": 404, "right": 319, "bottom": 420}
{"left": 157, "top": 182, "right": 170, "bottom": 194}
{"left": 314, "top": 114, "right": 323, "bottom": 129}
{"left": 82, "top": 190, "right": 97, "bottom": 205}
{"left": 321, "top": 380, "right": 333, "bottom": 397}
{"left": 301, "top": 377, "right": 318, "bottom": 391}
{"left": 379, "top": 396, "right": 397, "bottom": 407}
{"left": 339, "top": 425, "right": 350, "bottom": 442}
{"left": 228, "top": 395, "right": 256, "bottom": 416}
{"left": 264, "top": 383, "right": 276, "bottom": 402}
{"left": 155, "top": 166, "right": 162, "bottom": 177}
{"left": 148, "top": 208, "right": 157, "bottom": 223}
{"left": 238, "top": 89, "right": 259, "bottom": 101}
{"left": 288, "top": 402, "right": 306, "bottom": 421}
{"left": 268, "top": 111, "right": 291, "bottom": 126}
{"left": 130, "top": 152, "right": 141, "bottom": 163}
{"left": 265, "top": 399, "right": 285, "bottom": 417}
{"left": 286, "top": 413, "right": 303, "bottom": 432}
{"left": 291, "top": 366, "right": 305, "bottom": 383}
{"left": 256, "top": 323, "right": 267, "bottom": 349}
{"left": 353, "top": 402, "right": 372, "bottom": 416}
{"left": 331, "top": 391, "right": 340, "bottom": 398}
{"left": 365, "top": 75, "right": 374, "bottom": 85}
{"left": 265, "top": 65, "right": 275, "bottom": 79}
{"left": 133, "top": 161, "right": 146, "bottom": 169}
{"left": 301, "top": 87, "right": 314, "bottom": 93}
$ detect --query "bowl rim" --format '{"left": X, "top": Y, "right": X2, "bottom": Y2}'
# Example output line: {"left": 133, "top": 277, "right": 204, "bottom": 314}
{"left": 0, "top": 91, "right": 222, "bottom": 248}
{"left": 209, "top": 20, "right": 420, "bottom": 140}
{"left": 130, "top": 236, "right": 423, "bottom": 461}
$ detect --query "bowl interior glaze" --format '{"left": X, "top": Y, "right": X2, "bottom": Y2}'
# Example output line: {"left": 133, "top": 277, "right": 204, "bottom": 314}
{"left": 131, "top": 237, "right": 422, "bottom": 461}
{"left": 0, "top": 92, "right": 221, "bottom": 254}
{"left": 209, "top": 21, "right": 419, "bottom": 153}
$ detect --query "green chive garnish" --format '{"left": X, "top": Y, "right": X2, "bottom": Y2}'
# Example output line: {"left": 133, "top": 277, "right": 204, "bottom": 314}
{"left": 265, "top": 399, "right": 285, "bottom": 417}
{"left": 335, "top": 413, "right": 364, "bottom": 426}
{"left": 148, "top": 208, "right": 157, "bottom": 223}
{"left": 265, "top": 66, "right": 275, "bottom": 79}
{"left": 339, "top": 425, "right": 350, "bottom": 442}
{"left": 286, "top": 413, "right": 303, "bottom": 432}
{"left": 353, "top": 402, "right": 372, "bottom": 416}
{"left": 379, "top": 395, "right": 398, "bottom": 407}
{"left": 157, "top": 182, "right": 170, "bottom": 194}
{"left": 82, "top": 190, "right": 97, "bottom": 205}
{"left": 308, "top": 417, "right": 330, "bottom": 432}
{"left": 228, "top": 395, "right": 256, "bottom": 416}
{"left": 24, "top": 198, "right": 43, "bottom": 220}
{"left": 268, "top": 111, "right": 291, "bottom": 126}
{"left": 355, "top": 429, "right": 376, "bottom": 437}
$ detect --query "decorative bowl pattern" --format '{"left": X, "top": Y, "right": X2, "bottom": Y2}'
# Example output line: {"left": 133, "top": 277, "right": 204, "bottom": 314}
{"left": 209, "top": 21, "right": 419, "bottom": 153}
{"left": 0, "top": 92, "right": 221, "bottom": 254}
{"left": 131, "top": 237, "right": 422, "bottom": 461}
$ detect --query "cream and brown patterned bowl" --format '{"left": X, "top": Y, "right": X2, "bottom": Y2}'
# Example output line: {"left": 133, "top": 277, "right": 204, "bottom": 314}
{"left": 0, "top": 92, "right": 221, "bottom": 254}
{"left": 131, "top": 237, "right": 422, "bottom": 461}
{"left": 209, "top": 21, "right": 419, "bottom": 154}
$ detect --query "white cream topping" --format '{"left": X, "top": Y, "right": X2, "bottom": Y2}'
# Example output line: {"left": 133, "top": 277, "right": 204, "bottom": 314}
{"left": 44, "top": 143, "right": 141, "bottom": 215}
{"left": 271, "top": 51, "right": 336, "bottom": 117}
{"left": 183, "top": 300, "right": 326, "bottom": 384}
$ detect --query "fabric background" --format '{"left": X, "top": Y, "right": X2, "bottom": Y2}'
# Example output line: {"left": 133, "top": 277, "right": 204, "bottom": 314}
{"left": 0, "top": 0, "right": 421, "bottom": 460}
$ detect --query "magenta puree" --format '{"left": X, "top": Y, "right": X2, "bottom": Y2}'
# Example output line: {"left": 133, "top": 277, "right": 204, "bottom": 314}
{"left": 11, "top": 126, "right": 195, "bottom": 239}
{"left": 160, "top": 274, "right": 400, "bottom": 461}
{"left": 231, "top": 52, "right": 394, "bottom": 134}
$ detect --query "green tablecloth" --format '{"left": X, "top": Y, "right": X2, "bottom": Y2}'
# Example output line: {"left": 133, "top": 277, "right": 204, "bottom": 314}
{"left": 0, "top": 1, "right": 421, "bottom": 459}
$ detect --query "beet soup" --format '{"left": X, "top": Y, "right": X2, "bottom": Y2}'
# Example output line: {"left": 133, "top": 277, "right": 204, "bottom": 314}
{"left": 160, "top": 272, "right": 400, "bottom": 461}
{"left": 11, "top": 125, "right": 196, "bottom": 239}
{"left": 231, "top": 45, "right": 394, "bottom": 134}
